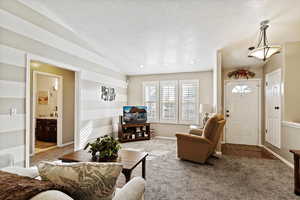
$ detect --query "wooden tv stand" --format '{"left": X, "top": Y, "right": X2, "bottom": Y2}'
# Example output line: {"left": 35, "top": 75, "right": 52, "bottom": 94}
{"left": 118, "top": 116, "right": 151, "bottom": 143}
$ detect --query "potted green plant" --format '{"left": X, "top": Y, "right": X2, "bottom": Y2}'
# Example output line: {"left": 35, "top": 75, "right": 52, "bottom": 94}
{"left": 84, "top": 135, "right": 121, "bottom": 162}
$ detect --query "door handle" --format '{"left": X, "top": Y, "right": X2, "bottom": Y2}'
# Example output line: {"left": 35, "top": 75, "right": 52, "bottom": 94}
{"left": 275, "top": 106, "right": 280, "bottom": 110}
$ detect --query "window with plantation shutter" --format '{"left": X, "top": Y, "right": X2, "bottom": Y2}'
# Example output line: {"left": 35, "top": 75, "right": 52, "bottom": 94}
{"left": 159, "top": 80, "right": 178, "bottom": 123}
{"left": 143, "top": 81, "right": 159, "bottom": 122}
{"left": 179, "top": 80, "right": 199, "bottom": 124}
{"left": 143, "top": 79, "right": 199, "bottom": 125}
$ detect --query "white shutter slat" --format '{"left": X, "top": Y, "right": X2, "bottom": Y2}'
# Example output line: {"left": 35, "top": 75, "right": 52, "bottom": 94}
{"left": 143, "top": 81, "right": 159, "bottom": 122}
{"left": 179, "top": 80, "right": 199, "bottom": 124}
{"left": 160, "top": 81, "right": 178, "bottom": 123}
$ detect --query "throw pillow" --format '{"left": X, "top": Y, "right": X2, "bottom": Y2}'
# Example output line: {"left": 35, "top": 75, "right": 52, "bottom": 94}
{"left": 38, "top": 161, "right": 122, "bottom": 200}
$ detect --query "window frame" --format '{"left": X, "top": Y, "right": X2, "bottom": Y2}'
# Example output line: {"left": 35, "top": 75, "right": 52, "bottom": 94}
{"left": 142, "top": 79, "right": 199, "bottom": 125}
{"left": 159, "top": 80, "right": 179, "bottom": 124}
{"left": 178, "top": 80, "right": 200, "bottom": 124}
{"left": 142, "top": 81, "right": 160, "bottom": 123}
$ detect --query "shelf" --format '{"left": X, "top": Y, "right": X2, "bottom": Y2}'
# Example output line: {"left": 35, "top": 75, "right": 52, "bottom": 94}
{"left": 121, "top": 123, "right": 150, "bottom": 128}
{"left": 118, "top": 116, "right": 151, "bottom": 143}
{"left": 119, "top": 137, "right": 150, "bottom": 143}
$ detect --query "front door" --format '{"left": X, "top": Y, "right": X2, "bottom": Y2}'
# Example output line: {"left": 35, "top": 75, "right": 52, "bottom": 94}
{"left": 265, "top": 69, "right": 281, "bottom": 148}
{"left": 225, "top": 80, "right": 260, "bottom": 145}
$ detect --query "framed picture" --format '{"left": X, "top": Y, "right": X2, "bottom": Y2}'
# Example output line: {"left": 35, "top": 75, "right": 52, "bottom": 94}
{"left": 38, "top": 91, "right": 49, "bottom": 105}
{"left": 101, "top": 86, "right": 116, "bottom": 101}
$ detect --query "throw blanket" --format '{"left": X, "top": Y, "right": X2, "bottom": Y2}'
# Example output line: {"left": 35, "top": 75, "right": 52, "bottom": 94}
{"left": 0, "top": 171, "right": 62, "bottom": 200}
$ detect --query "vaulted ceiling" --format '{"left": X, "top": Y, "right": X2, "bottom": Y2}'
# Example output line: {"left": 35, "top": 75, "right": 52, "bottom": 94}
{"left": 23, "top": 0, "right": 300, "bottom": 74}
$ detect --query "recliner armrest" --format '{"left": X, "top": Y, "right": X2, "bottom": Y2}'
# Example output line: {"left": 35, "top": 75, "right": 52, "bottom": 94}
{"left": 175, "top": 133, "right": 212, "bottom": 145}
{"left": 189, "top": 128, "right": 203, "bottom": 136}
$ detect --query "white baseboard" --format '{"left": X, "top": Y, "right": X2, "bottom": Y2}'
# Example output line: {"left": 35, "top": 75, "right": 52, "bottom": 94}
{"left": 58, "top": 141, "right": 74, "bottom": 147}
{"left": 155, "top": 136, "right": 177, "bottom": 140}
{"left": 262, "top": 145, "right": 294, "bottom": 169}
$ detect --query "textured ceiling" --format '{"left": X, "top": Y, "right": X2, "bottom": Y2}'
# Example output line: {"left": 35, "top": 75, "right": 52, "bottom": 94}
{"left": 23, "top": 0, "right": 300, "bottom": 74}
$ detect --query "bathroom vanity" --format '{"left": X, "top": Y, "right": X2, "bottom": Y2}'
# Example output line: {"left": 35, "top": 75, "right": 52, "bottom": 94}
{"left": 35, "top": 117, "right": 57, "bottom": 142}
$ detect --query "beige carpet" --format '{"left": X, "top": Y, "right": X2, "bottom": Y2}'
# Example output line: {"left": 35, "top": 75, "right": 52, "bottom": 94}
{"left": 119, "top": 138, "right": 300, "bottom": 200}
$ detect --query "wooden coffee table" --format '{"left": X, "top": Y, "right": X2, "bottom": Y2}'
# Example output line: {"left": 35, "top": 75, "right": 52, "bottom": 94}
{"left": 59, "top": 149, "right": 148, "bottom": 183}
{"left": 290, "top": 150, "right": 300, "bottom": 195}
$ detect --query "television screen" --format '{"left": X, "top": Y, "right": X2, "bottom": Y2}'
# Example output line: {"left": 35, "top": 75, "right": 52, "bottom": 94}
{"left": 123, "top": 106, "right": 147, "bottom": 124}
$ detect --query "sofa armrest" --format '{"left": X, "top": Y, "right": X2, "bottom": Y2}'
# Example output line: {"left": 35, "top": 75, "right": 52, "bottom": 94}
{"left": 113, "top": 177, "right": 145, "bottom": 200}
{"left": 31, "top": 190, "right": 73, "bottom": 200}
{"left": 1, "top": 166, "right": 39, "bottom": 178}
{"left": 175, "top": 133, "right": 212, "bottom": 145}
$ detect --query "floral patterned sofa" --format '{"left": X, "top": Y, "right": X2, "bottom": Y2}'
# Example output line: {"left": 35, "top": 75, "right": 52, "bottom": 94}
{"left": 1, "top": 166, "right": 145, "bottom": 200}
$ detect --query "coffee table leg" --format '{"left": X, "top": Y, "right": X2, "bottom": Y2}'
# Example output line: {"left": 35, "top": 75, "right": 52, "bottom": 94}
{"left": 142, "top": 158, "right": 146, "bottom": 180}
{"left": 123, "top": 170, "right": 132, "bottom": 183}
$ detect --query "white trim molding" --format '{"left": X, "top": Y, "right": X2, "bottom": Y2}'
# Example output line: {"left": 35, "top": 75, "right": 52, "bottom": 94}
{"left": 58, "top": 141, "right": 74, "bottom": 147}
{"left": 262, "top": 145, "right": 294, "bottom": 169}
{"left": 282, "top": 121, "right": 300, "bottom": 129}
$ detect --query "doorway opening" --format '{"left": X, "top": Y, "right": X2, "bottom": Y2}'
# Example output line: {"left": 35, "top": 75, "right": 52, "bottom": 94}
{"left": 33, "top": 71, "right": 63, "bottom": 154}
{"left": 27, "top": 58, "right": 78, "bottom": 167}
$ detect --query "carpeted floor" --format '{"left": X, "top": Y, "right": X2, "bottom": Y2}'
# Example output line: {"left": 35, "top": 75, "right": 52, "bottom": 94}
{"left": 119, "top": 138, "right": 300, "bottom": 200}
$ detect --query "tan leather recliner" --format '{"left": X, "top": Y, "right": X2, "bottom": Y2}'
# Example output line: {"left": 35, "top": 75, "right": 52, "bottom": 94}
{"left": 175, "top": 114, "right": 226, "bottom": 164}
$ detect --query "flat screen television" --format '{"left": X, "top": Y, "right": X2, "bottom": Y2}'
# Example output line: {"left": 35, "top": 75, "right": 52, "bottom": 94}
{"left": 123, "top": 106, "right": 147, "bottom": 124}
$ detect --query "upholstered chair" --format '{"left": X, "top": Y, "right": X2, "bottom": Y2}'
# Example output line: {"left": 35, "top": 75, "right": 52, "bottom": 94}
{"left": 175, "top": 114, "right": 226, "bottom": 164}
{"left": 189, "top": 128, "right": 203, "bottom": 136}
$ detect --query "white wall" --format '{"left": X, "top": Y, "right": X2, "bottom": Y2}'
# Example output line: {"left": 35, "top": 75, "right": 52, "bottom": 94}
{"left": 0, "top": 45, "right": 26, "bottom": 167}
{"left": 214, "top": 50, "right": 222, "bottom": 113}
{"left": 0, "top": 5, "right": 127, "bottom": 167}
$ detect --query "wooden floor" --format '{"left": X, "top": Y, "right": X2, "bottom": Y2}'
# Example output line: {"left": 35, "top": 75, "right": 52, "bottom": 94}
{"left": 221, "top": 143, "right": 277, "bottom": 159}
{"left": 36, "top": 140, "right": 56, "bottom": 149}
{"left": 30, "top": 144, "right": 74, "bottom": 166}
{"left": 35, "top": 140, "right": 57, "bottom": 153}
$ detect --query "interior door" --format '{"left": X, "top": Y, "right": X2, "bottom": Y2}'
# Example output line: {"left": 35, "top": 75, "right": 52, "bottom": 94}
{"left": 265, "top": 69, "right": 281, "bottom": 148}
{"left": 225, "top": 80, "right": 260, "bottom": 145}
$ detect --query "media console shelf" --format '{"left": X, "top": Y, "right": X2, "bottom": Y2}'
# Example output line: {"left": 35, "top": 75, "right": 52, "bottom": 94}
{"left": 118, "top": 116, "right": 151, "bottom": 143}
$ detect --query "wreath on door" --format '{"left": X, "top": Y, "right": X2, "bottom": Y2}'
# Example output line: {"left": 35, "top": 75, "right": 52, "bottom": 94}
{"left": 227, "top": 69, "right": 255, "bottom": 79}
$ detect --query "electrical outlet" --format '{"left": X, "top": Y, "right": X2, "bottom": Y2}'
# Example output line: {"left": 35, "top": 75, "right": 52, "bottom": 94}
{"left": 10, "top": 108, "right": 17, "bottom": 116}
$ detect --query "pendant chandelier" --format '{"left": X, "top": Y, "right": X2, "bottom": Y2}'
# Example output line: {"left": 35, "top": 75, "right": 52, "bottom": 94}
{"left": 248, "top": 20, "right": 281, "bottom": 61}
